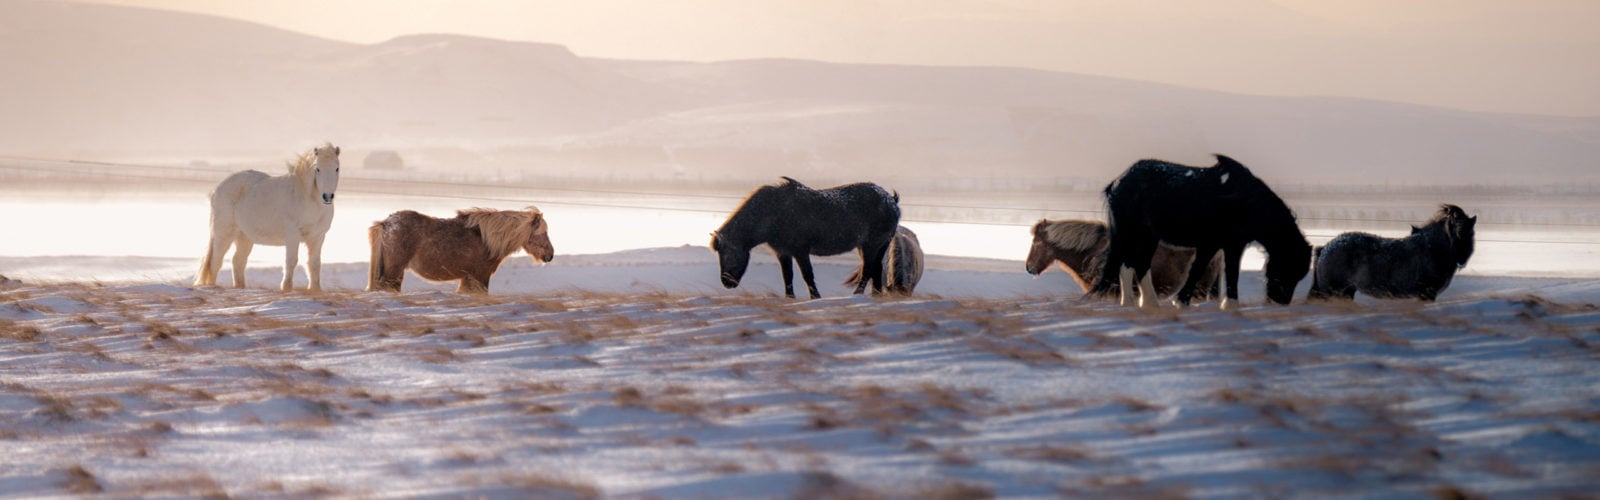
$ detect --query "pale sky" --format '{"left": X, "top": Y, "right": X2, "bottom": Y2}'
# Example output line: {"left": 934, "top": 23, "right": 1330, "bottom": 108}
{"left": 82, "top": 0, "right": 1600, "bottom": 116}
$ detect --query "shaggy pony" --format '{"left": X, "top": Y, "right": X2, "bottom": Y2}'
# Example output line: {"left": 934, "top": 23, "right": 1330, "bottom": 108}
{"left": 197, "top": 143, "right": 341, "bottom": 291}
{"left": 844, "top": 225, "right": 924, "bottom": 295}
{"left": 1308, "top": 204, "right": 1476, "bottom": 301}
{"left": 1026, "top": 219, "right": 1220, "bottom": 300}
{"left": 367, "top": 207, "right": 553, "bottom": 293}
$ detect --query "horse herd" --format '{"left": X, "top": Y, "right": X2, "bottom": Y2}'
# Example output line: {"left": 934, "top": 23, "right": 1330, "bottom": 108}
{"left": 197, "top": 145, "right": 1476, "bottom": 307}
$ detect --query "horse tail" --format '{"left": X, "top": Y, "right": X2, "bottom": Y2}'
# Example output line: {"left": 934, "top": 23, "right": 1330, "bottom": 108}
{"left": 195, "top": 241, "right": 215, "bottom": 286}
{"left": 842, "top": 265, "right": 865, "bottom": 288}
{"left": 367, "top": 222, "right": 385, "bottom": 291}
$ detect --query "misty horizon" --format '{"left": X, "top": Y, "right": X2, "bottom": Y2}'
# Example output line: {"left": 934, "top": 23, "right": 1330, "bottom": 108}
{"left": 3, "top": 1, "right": 1598, "bottom": 188}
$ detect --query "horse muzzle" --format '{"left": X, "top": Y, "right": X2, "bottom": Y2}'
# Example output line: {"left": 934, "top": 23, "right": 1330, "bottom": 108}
{"left": 322, "top": 193, "right": 335, "bottom": 204}
{"left": 720, "top": 273, "right": 740, "bottom": 289}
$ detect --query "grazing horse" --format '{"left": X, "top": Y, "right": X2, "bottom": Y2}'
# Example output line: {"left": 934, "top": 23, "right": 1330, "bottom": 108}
{"left": 1308, "top": 204, "right": 1476, "bottom": 301}
{"left": 1088, "top": 155, "right": 1311, "bottom": 309}
{"left": 196, "top": 143, "right": 341, "bottom": 291}
{"left": 844, "top": 225, "right": 924, "bottom": 296}
{"left": 367, "top": 207, "right": 553, "bottom": 294}
{"left": 1025, "top": 219, "right": 1221, "bottom": 301}
{"left": 711, "top": 177, "right": 900, "bottom": 299}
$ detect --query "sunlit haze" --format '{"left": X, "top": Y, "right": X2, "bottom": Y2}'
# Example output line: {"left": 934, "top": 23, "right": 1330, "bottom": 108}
{"left": 84, "top": 0, "right": 1600, "bottom": 117}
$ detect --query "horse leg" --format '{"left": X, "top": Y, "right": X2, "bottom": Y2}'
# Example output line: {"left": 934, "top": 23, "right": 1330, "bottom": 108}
{"left": 1091, "top": 247, "right": 1124, "bottom": 300}
{"left": 1124, "top": 240, "right": 1159, "bottom": 309}
{"left": 231, "top": 236, "right": 253, "bottom": 288}
{"left": 1220, "top": 246, "right": 1245, "bottom": 310}
{"left": 796, "top": 254, "right": 822, "bottom": 299}
{"left": 778, "top": 254, "right": 797, "bottom": 299}
{"left": 457, "top": 273, "right": 490, "bottom": 294}
{"left": 1173, "top": 246, "right": 1219, "bottom": 307}
{"left": 201, "top": 232, "right": 233, "bottom": 287}
{"left": 305, "top": 233, "right": 326, "bottom": 292}
{"left": 374, "top": 238, "right": 415, "bottom": 293}
{"left": 1136, "top": 268, "right": 1159, "bottom": 309}
{"left": 281, "top": 233, "right": 300, "bottom": 291}
{"left": 862, "top": 241, "right": 890, "bottom": 295}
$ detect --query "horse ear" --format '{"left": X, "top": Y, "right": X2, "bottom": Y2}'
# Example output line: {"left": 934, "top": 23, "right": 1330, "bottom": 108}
{"left": 334, "top": 146, "right": 340, "bottom": 155}
{"left": 1410, "top": 225, "right": 1421, "bottom": 235}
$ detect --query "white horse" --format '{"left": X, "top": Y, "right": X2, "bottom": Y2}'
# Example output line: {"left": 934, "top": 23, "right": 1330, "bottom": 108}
{"left": 195, "top": 143, "right": 342, "bottom": 291}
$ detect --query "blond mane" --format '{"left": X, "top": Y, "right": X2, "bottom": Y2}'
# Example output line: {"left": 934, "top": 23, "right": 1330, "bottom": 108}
{"left": 1039, "top": 219, "right": 1107, "bottom": 253}
{"left": 460, "top": 207, "right": 546, "bottom": 261}
{"left": 286, "top": 142, "right": 336, "bottom": 191}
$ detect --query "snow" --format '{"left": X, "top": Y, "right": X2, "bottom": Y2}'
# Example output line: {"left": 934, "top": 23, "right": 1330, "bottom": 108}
{"left": 2, "top": 247, "right": 1598, "bottom": 497}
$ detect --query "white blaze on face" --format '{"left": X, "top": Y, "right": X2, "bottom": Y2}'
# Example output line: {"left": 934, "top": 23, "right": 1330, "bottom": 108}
{"left": 1221, "top": 173, "right": 1231, "bottom": 185}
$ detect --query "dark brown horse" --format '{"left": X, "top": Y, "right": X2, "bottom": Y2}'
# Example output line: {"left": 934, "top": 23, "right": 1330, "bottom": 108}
{"left": 367, "top": 207, "right": 553, "bottom": 294}
{"left": 1309, "top": 204, "right": 1476, "bottom": 301}
{"left": 712, "top": 177, "right": 900, "bottom": 299}
{"left": 844, "top": 225, "right": 924, "bottom": 296}
{"left": 1025, "top": 219, "right": 1220, "bottom": 300}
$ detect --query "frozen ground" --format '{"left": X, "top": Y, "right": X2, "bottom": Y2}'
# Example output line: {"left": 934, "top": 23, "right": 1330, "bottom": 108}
{"left": 2, "top": 248, "right": 1599, "bottom": 498}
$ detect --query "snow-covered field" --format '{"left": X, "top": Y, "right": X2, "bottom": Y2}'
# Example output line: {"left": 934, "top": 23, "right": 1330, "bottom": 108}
{"left": 3, "top": 248, "right": 1599, "bottom": 498}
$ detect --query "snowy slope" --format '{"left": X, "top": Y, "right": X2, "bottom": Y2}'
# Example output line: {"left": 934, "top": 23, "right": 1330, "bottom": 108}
{"left": 2, "top": 249, "right": 1599, "bottom": 498}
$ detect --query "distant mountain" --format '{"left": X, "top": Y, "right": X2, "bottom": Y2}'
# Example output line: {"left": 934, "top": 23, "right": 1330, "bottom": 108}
{"left": 1, "top": 1, "right": 1595, "bottom": 185}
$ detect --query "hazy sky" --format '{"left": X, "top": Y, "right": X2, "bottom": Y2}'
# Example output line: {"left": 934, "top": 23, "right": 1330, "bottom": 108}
{"left": 83, "top": 0, "right": 1600, "bottom": 116}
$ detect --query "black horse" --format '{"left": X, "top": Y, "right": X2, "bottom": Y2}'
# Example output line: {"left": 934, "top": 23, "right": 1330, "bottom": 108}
{"left": 711, "top": 177, "right": 901, "bottom": 299}
{"left": 1088, "top": 155, "right": 1312, "bottom": 308}
{"left": 1308, "top": 204, "right": 1476, "bottom": 301}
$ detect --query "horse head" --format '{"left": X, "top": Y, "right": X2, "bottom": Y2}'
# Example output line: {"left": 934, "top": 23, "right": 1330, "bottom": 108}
{"left": 523, "top": 207, "right": 554, "bottom": 264}
{"left": 1440, "top": 204, "right": 1476, "bottom": 268}
{"left": 312, "top": 144, "right": 341, "bottom": 205}
{"left": 709, "top": 231, "right": 749, "bottom": 289}
{"left": 1025, "top": 220, "right": 1054, "bottom": 275}
{"left": 1263, "top": 237, "right": 1312, "bottom": 305}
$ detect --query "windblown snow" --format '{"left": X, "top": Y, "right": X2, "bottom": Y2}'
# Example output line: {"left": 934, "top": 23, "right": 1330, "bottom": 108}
{"left": 2, "top": 249, "right": 1598, "bottom": 498}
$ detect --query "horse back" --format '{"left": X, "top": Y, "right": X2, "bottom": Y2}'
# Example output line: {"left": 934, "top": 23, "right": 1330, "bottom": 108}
{"left": 768, "top": 182, "right": 900, "bottom": 256}
{"left": 210, "top": 170, "right": 271, "bottom": 206}
{"left": 1105, "top": 158, "right": 1282, "bottom": 248}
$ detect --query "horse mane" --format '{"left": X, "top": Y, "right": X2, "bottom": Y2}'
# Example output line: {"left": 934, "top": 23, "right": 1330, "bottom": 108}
{"left": 1036, "top": 219, "right": 1106, "bottom": 254}
{"left": 287, "top": 142, "right": 336, "bottom": 191}
{"left": 287, "top": 149, "right": 317, "bottom": 184}
{"left": 1421, "top": 203, "right": 1475, "bottom": 266}
{"left": 460, "top": 207, "right": 544, "bottom": 261}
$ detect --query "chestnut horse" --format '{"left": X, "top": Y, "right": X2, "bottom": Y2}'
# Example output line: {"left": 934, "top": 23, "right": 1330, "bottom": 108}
{"left": 1025, "top": 219, "right": 1220, "bottom": 301}
{"left": 367, "top": 207, "right": 553, "bottom": 294}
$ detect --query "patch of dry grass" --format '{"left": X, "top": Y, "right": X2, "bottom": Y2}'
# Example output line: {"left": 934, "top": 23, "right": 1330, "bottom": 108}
{"left": 1, "top": 320, "right": 43, "bottom": 342}
{"left": 61, "top": 465, "right": 102, "bottom": 494}
{"left": 490, "top": 472, "right": 600, "bottom": 499}
{"left": 124, "top": 472, "right": 229, "bottom": 499}
{"left": 1009, "top": 445, "right": 1094, "bottom": 464}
